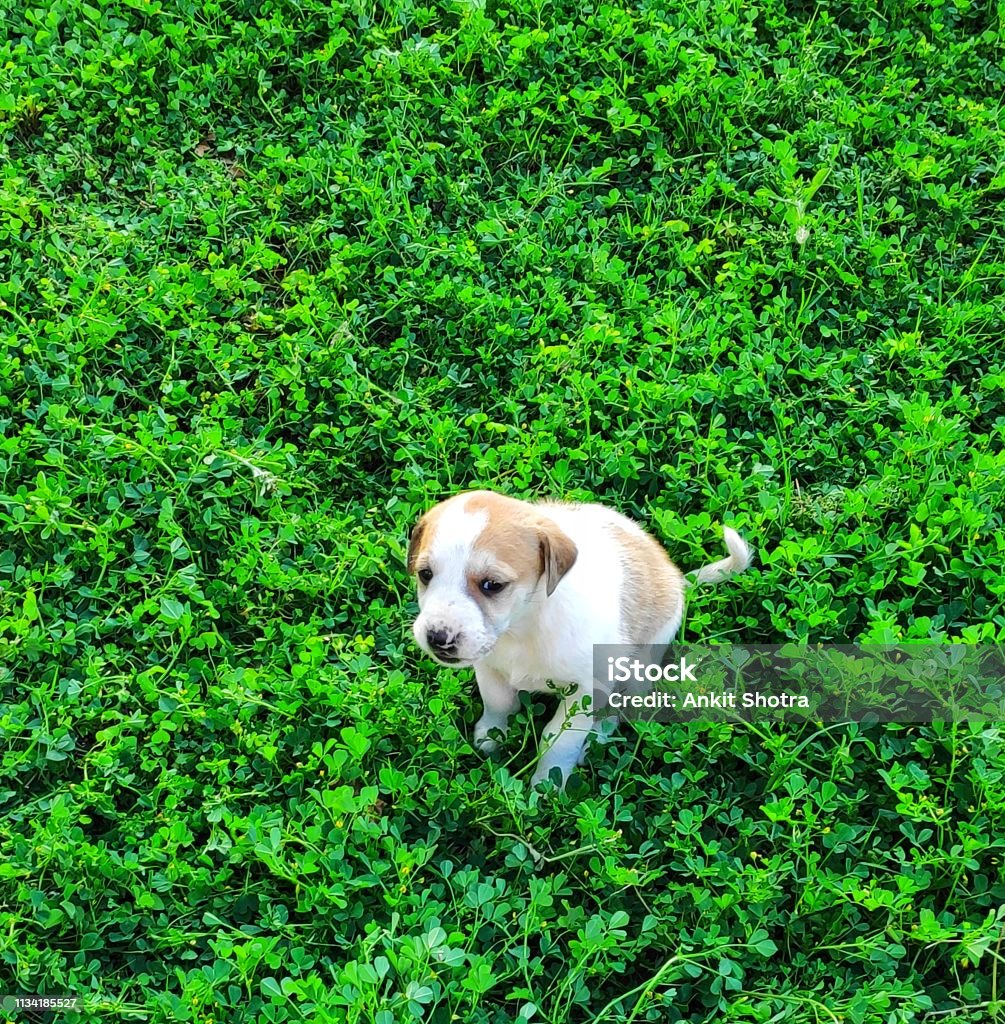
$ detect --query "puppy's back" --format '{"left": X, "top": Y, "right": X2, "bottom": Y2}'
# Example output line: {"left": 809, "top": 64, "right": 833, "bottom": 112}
{"left": 536, "top": 501, "right": 685, "bottom": 645}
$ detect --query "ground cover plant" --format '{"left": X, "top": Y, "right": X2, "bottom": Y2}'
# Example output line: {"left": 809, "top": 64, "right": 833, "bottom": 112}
{"left": 2, "top": 0, "right": 1005, "bottom": 1020}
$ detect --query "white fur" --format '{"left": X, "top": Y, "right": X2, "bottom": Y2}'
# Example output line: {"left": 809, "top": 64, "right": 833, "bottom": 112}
{"left": 411, "top": 494, "right": 752, "bottom": 790}
{"left": 411, "top": 502, "right": 494, "bottom": 663}
{"left": 690, "top": 527, "right": 751, "bottom": 584}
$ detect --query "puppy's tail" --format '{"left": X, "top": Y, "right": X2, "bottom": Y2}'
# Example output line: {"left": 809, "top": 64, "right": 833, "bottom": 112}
{"left": 688, "top": 527, "right": 752, "bottom": 585}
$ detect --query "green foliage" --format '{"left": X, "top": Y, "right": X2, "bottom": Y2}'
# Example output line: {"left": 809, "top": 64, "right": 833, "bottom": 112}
{"left": 1, "top": 0, "right": 1004, "bottom": 1020}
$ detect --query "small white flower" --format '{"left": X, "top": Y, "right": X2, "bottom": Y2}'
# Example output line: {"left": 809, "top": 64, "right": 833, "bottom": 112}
{"left": 251, "top": 465, "right": 279, "bottom": 494}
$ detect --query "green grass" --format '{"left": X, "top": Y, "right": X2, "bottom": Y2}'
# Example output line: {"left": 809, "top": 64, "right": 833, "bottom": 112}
{"left": 2, "top": 0, "right": 1005, "bottom": 1020}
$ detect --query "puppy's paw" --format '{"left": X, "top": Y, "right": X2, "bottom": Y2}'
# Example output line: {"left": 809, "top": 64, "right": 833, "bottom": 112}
{"left": 530, "top": 763, "right": 567, "bottom": 792}
{"left": 474, "top": 734, "right": 499, "bottom": 756}
{"left": 474, "top": 719, "right": 506, "bottom": 756}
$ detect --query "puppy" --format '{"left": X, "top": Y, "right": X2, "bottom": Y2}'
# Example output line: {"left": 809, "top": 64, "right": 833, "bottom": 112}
{"left": 408, "top": 491, "right": 752, "bottom": 789}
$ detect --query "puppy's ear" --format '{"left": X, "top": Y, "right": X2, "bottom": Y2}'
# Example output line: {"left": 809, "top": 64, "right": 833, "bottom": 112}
{"left": 406, "top": 515, "right": 427, "bottom": 574}
{"left": 539, "top": 522, "right": 578, "bottom": 596}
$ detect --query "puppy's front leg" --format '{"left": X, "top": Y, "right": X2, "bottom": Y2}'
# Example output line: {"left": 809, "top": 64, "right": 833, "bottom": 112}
{"left": 531, "top": 684, "right": 594, "bottom": 789}
{"left": 473, "top": 664, "right": 520, "bottom": 755}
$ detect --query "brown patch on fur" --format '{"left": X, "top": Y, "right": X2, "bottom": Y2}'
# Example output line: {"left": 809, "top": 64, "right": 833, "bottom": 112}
{"left": 611, "top": 524, "right": 685, "bottom": 643}
{"left": 465, "top": 492, "right": 578, "bottom": 596}
{"left": 539, "top": 521, "right": 578, "bottom": 595}
{"left": 407, "top": 503, "right": 446, "bottom": 573}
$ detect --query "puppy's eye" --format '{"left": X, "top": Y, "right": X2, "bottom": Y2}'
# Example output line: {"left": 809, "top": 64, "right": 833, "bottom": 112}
{"left": 479, "top": 578, "right": 507, "bottom": 595}
{"left": 418, "top": 568, "right": 433, "bottom": 585}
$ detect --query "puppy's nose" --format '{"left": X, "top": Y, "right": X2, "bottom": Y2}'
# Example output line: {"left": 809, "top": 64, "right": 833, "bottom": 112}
{"left": 427, "top": 628, "right": 454, "bottom": 652}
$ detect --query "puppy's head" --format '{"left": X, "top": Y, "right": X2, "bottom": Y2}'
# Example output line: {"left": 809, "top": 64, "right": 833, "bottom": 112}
{"left": 408, "top": 491, "right": 577, "bottom": 666}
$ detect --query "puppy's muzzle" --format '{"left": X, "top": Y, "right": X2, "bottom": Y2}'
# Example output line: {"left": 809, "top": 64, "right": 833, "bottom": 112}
{"left": 426, "top": 627, "right": 461, "bottom": 663}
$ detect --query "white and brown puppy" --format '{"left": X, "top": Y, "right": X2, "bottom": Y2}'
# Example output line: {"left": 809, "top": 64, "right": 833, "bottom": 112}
{"left": 408, "top": 491, "right": 751, "bottom": 789}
